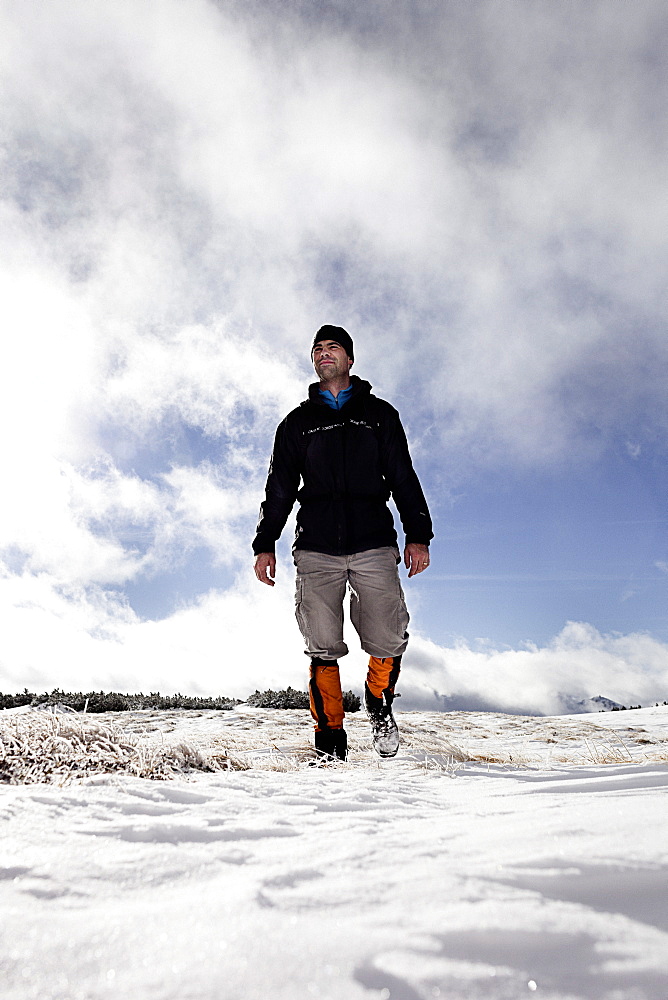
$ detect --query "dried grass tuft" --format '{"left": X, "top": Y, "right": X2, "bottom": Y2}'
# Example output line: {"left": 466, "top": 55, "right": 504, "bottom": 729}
{"left": 570, "top": 737, "right": 635, "bottom": 765}
{"left": 0, "top": 713, "right": 244, "bottom": 785}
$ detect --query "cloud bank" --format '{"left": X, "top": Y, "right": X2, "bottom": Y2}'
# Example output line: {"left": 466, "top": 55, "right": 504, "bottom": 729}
{"left": 4, "top": 567, "right": 667, "bottom": 717}
{"left": 402, "top": 622, "right": 668, "bottom": 715}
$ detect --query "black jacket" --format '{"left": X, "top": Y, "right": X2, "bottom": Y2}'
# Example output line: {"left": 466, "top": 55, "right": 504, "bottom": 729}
{"left": 253, "top": 376, "right": 433, "bottom": 556}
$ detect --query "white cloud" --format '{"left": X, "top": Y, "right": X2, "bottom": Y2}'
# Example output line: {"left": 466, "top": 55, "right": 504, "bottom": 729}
{"left": 399, "top": 622, "right": 668, "bottom": 716}
{"left": 2, "top": 567, "right": 666, "bottom": 716}
{"left": 102, "top": 323, "right": 304, "bottom": 439}
{"left": 159, "top": 463, "right": 258, "bottom": 567}
{"left": 3, "top": 0, "right": 667, "bottom": 472}
{"left": 0, "top": 565, "right": 305, "bottom": 698}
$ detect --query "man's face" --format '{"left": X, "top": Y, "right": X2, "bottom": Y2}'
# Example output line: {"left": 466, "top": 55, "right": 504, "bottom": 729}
{"left": 312, "top": 340, "right": 353, "bottom": 381}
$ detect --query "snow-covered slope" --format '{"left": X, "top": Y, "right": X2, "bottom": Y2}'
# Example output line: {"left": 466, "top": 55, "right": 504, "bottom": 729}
{"left": 1, "top": 706, "right": 667, "bottom": 999}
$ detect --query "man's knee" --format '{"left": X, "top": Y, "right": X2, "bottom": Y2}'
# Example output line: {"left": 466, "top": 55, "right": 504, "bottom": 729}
{"left": 348, "top": 548, "right": 409, "bottom": 656}
{"left": 294, "top": 552, "right": 348, "bottom": 658}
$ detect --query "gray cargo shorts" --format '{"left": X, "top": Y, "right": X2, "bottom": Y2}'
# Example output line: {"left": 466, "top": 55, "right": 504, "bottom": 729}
{"left": 293, "top": 546, "right": 410, "bottom": 660}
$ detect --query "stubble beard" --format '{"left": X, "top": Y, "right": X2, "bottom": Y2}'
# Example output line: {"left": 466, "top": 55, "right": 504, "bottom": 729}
{"left": 315, "top": 360, "right": 346, "bottom": 382}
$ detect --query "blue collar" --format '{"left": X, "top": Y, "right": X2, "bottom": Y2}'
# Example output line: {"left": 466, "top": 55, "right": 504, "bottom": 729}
{"left": 319, "top": 384, "right": 353, "bottom": 410}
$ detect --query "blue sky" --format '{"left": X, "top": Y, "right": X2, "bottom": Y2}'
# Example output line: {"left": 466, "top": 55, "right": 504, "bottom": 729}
{"left": 1, "top": 0, "right": 667, "bottom": 713}
{"left": 421, "top": 456, "right": 668, "bottom": 647}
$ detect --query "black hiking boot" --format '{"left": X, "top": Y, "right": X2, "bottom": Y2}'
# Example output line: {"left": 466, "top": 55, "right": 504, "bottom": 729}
{"left": 314, "top": 727, "right": 348, "bottom": 761}
{"left": 365, "top": 683, "right": 400, "bottom": 758}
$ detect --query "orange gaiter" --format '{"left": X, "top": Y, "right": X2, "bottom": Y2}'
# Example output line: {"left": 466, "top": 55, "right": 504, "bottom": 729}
{"left": 366, "top": 656, "right": 401, "bottom": 700}
{"left": 309, "top": 659, "right": 345, "bottom": 731}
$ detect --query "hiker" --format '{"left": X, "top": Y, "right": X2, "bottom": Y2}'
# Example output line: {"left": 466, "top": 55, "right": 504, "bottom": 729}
{"left": 253, "top": 325, "right": 433, "bottom": 761}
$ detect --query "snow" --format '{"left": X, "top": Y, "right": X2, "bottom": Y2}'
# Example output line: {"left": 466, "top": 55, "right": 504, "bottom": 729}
{"left": 1, "top": 706, "right": 667, "bottom": 1000}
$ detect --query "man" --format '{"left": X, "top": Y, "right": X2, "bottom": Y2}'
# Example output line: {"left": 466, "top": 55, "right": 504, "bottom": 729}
{"left": 253, "top": 325, "right": 432, "bottom": 762}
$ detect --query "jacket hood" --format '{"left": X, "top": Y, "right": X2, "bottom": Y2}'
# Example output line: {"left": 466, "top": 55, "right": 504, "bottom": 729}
{"left": 306, "top": 374, "right": 372, "bottom": 406}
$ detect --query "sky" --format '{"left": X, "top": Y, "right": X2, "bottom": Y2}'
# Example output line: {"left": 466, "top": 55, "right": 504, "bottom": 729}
{"left": 1, "top": 0, "right": 667, "bottom": 714}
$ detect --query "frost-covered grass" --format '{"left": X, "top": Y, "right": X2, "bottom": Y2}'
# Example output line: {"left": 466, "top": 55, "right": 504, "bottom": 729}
{"left": 2, "top": 705, "right": 666, "bottom": 784}
{"left": 0, "top": 713, "right": 221, "bottom": 784}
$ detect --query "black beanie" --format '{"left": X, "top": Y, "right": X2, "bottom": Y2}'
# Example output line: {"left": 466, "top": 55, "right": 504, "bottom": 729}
{"left": 312, "top": 325, "right": 354, "bottom": 362}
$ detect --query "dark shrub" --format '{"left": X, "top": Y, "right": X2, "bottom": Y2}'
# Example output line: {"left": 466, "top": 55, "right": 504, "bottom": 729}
{"left": 245, "top": 687, "right": 360, "bottom": 712}
{"left": 0, "top": 689, "right": 241, "bottom": 712}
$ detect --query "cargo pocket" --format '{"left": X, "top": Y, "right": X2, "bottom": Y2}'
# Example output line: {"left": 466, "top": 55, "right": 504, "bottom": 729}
{"left": 294, "top": 577, "right": 310, "bottom": 641}
{"left": 397, "top": 583, "right": 410, "bottom": 640}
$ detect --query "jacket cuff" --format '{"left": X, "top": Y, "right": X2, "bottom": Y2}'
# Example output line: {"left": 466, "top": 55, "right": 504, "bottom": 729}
{"left": 252, "top": 540, "right": 276, "bottom": 556}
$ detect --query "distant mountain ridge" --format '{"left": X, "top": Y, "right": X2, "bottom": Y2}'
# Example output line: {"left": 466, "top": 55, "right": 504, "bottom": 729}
{"left": 561, "top": 694, "right": 625, "bottom": 713}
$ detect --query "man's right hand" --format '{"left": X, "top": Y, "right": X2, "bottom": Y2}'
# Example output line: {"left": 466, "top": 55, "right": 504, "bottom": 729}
{"left": 254, "top": 552, "right": 276, "bottom": 586}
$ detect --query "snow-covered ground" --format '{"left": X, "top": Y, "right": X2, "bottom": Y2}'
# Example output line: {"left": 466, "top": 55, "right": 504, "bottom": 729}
{"left": 1, "top": 705, "right": 667, "bottom": 1000}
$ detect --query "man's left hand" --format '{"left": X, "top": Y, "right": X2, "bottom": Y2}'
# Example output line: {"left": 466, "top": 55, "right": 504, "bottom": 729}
{"left": 404, "top": 542, "right": 430, "bottom": 578}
